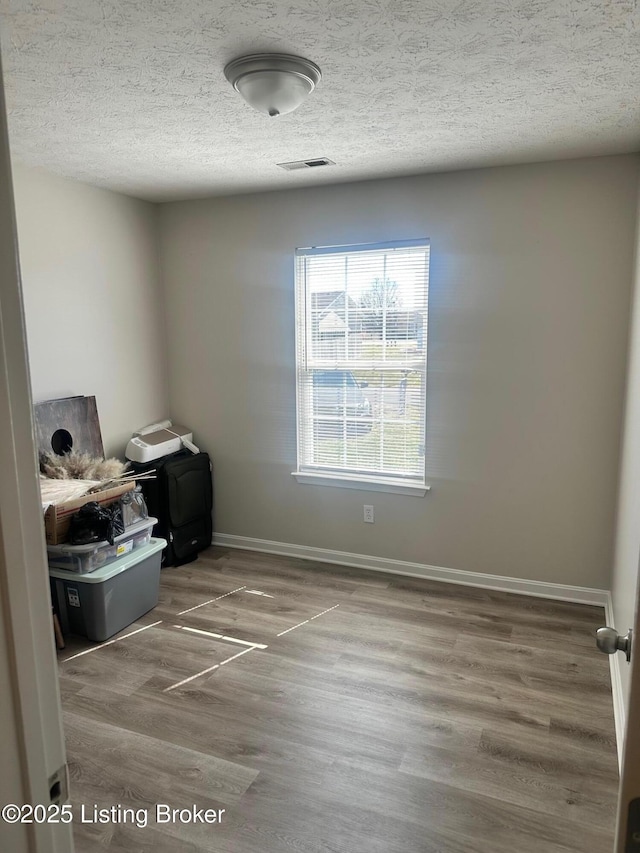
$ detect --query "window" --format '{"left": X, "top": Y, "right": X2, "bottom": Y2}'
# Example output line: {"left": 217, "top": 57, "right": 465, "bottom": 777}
{"left": 293, "top": 239, "right": 430, "bottom": 495}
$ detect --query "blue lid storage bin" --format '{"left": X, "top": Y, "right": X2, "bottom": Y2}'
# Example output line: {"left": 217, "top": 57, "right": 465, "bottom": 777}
{"left": 49, "top": 537, "right": 166, "bottom": 642}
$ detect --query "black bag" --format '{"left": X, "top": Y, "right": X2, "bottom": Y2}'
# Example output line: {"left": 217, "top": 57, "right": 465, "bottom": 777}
{"left": 134, "top": 451, "right": 213, "bottom": 567}
{"left": 68, "top": 501, "right": 125, "bottom": 546}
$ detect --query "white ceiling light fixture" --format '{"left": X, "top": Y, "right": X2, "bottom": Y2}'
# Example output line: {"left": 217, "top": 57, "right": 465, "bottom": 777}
{"left": 224, "top": 53, "right": 322, "bottom": 117}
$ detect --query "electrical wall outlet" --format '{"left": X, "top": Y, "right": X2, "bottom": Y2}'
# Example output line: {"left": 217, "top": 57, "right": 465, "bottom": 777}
{"left": 364, "top": 505, "right": 374, "bottom": 523}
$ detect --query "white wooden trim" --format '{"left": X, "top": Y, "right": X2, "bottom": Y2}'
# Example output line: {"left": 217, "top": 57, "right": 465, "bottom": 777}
{"left": 291, "top": 471, "right": 430, "bottom": 496}
{"left": 0, "top": 55, "right": 73, "bottom": 852}
{"left": 212, "top": 533, "right": 610, "bottom": 606}
{"left": 605, "top": 592, "right": 626, "bottom": 772}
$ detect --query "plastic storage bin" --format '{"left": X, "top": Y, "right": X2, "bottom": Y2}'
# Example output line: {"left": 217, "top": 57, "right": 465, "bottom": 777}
{"left": 49, "top": 537, "right": 166, "bottom": 642}
{"left": 47, "top": 517, "right": 157, "bottom": 573}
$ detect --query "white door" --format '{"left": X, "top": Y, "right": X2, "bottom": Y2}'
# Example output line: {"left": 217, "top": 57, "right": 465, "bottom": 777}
{"left": 0, "top": 48, "right": 73, "bottom": 853}
{"left": 614, "top": 572, "right": 640, "bottom": 851}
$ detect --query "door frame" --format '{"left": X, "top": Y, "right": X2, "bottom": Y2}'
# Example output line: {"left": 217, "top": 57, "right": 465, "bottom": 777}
{"left": 0, "top": 46, "right": 73, "bottom": 853}
{"left": 615, "top": 562, "right": 640, "bottom": 851}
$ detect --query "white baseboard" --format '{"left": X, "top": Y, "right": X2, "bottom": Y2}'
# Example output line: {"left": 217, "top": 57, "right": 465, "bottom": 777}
{"left": 604, "top": 592, "right": 626, "bottom": 771}
{"left": 212, "top": 532, "right": 610, "bottom": 606}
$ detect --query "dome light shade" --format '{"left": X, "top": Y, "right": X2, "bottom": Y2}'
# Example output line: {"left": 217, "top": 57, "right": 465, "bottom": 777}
{"left": 224, "top": 54, "right": 322, "bottom": 117}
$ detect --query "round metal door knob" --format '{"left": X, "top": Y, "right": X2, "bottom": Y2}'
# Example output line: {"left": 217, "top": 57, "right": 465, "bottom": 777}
{"left": 596, "top": 626, "right": 632, "bottom": 662}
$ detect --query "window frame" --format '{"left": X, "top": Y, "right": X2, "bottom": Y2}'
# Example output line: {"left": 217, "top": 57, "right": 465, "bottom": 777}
{"left": 292, "top": 239, "right": 430, "bottom": 497}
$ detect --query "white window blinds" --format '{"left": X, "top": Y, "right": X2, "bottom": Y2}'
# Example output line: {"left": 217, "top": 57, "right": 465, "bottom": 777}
{"left": 295, "top": 239, "right": 430, "bottom": 488}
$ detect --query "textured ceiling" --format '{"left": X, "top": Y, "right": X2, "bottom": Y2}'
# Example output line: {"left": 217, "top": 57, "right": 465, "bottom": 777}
{"left": 1, "top": 0, "right": 639, "bottom": 201}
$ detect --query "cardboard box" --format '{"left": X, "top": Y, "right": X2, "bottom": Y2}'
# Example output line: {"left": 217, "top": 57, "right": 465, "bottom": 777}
{"left": 44, "top": 481, "right": 135, "bottom": 545}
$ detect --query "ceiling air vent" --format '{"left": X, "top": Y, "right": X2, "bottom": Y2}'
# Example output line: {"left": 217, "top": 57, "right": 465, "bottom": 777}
{"left": 277, "top": 157, "right": 336, "bottom": 171}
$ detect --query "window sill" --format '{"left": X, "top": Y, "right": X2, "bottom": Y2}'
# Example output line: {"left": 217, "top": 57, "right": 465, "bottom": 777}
{"left": 291, "top": 471, "right": 430, "bottom": 496}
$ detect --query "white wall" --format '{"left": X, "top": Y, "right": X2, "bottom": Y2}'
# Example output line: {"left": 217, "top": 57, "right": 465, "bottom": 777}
{"left": 611, "top": 180, "right": 640, "bottom": 709}
{"left": 159, "top": 155, "right": 639, "bottom": 590}
{"left": 11, "top": 165, "right": 168, "bottom": 457}
{"left": 6, "top": 157, "right": 639, "bottom": 596}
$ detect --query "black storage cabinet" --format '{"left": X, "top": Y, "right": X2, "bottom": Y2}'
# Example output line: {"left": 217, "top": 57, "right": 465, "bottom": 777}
{"left": 133, "top": 450, "right": 213, "bottom": 567}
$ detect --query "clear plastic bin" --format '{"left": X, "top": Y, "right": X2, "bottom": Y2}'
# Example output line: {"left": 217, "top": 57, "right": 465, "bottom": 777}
{"left": 47, "top": 517, "right": 157, "bottom": 574}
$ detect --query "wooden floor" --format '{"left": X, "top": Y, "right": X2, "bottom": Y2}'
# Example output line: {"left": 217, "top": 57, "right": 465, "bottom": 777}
{"left": 58, "top": 547, "right": 619, "bottom": 853}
